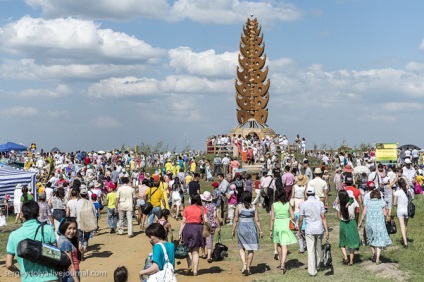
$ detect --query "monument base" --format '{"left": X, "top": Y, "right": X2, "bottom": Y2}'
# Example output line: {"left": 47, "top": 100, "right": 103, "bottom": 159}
{"left": 229, "top": 118, "right": 276, "bottom": 140}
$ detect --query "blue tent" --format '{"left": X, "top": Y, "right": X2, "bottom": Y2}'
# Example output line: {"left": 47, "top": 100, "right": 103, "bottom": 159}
{"left": 0, "top": 142, "right": 28, "bottom": 153}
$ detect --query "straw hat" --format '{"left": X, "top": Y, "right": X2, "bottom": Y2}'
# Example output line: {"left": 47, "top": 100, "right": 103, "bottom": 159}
{"left": 200, "top": 191, "right": 212, "bottom": 202}
{"left": 297, "top": 174, "right": 309, "bottom": 186}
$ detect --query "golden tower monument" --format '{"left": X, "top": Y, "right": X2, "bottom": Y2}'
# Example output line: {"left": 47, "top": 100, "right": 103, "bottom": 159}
{"left": 230, "top": 16, "right": 276, "bottom": 138}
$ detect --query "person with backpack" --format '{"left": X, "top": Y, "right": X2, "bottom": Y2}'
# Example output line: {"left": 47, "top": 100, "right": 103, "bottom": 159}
{"left": 394, "top": 178, "right": 410, "bottom": 248}
{"left": 76, "top": 186, "right": 97, "bottom": 260}
{"left": 234, "top": 172, "right": 245, "bottom": 204}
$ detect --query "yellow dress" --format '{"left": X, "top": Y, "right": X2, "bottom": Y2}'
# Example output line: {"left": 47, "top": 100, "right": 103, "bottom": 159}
{"left": 159, "top": 182, "right": 170, "bottom": 209}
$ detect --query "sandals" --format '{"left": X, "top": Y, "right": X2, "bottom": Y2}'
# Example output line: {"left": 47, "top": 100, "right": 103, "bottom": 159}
{"left": 241, "top": 263, "right": 247, "bottom": 274}
{"left": 245, "top": 269, "right": 251, "bottom": 276}
{"left": 342, "top": 258, "right": 349, "bottom": 265}
{"left": 207, "top": 258, "right": 213, "bottom": 263}
{"left": 370, "top": 254, "right": 376, "bottom": 263}
{"left": 281, "top": 264, "right": 286, "bottom": 274}
{"left": 376, "top": 261, "right": 381, "bottom": 265}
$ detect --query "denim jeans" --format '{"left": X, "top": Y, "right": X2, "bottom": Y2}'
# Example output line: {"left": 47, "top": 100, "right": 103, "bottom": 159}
{"left": 108, "top": 208, "right": 117, "bottom": 230}
{"left": 147, "top": 206, "right": 162, "bottom": 226}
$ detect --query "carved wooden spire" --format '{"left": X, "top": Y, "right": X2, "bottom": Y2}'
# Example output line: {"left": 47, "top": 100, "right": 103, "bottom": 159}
{"left": 235, "top": 17, "right": 270, "bottom": 126}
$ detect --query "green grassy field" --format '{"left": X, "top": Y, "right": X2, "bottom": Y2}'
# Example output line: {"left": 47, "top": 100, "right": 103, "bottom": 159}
{"left": 198, "top": 178, "right": 423, "bottom": 282}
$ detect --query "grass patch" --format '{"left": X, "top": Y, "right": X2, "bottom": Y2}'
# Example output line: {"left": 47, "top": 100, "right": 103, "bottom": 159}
{"left": 197, "top": 178, "right": 422, "bottom": 281}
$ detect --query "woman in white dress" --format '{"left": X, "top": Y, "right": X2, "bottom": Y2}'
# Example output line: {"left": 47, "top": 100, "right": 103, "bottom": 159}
{"left": 13, "top": 184, "right": 23, "bottom": 224}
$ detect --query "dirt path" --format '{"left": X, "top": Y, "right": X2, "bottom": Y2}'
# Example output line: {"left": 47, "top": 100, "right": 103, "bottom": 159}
{"left": 0, "top": 215, "right": 251, "bottom": 282}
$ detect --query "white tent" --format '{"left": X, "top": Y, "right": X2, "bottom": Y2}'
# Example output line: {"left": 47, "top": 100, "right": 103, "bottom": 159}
{"left": 0, "top": 166, "right": 36, "bottom": 202}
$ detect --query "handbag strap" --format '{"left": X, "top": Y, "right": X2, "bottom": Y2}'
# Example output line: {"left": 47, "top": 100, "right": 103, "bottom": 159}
{"left": 157, "top": 243, "right": 170, "bottom": 262}
{"left": 217, "top": 231, "right": 221, "bottom": 243}
{"left": 34, "top": 222, "right": 45, "bottom": 243}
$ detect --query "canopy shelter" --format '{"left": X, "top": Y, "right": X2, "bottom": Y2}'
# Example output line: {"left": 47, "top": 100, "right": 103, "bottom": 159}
{"left": 398, "top": 144, "right": 421, "bottom": 151}
{"left": 50, "top": 147, "right": 60, "bottom": 153}
{"left": 0, "top": 142, "right": 28, "bottom": 153}
{"left": 0, "top": 166, "right": 36, "bottom": 202}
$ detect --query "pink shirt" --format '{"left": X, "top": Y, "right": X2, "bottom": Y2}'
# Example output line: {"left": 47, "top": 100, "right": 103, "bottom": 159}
{"left": 282, "top": 173, "right": 295, "bottom": 186}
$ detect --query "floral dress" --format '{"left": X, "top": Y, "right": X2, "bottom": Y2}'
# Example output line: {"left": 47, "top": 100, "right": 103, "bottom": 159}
{"left": 365, "top": 198, "right": 392, "bottom": 247}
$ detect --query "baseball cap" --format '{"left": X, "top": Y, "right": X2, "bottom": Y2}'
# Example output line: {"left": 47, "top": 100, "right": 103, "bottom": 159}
{"left": 80, "top": 187, "right": 88, "bottom": 195}
{"left": 306, "top": 186, "right": 315, "bottom": 194}
{"left": 366, "top": 181, "right": 375, "bottom": 189}
{"left": 211, "top": 182, "right": 219, "bottom": 188}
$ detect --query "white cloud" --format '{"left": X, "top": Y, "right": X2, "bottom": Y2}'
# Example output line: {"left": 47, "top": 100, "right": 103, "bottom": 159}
{"left": 169, "top": 47, "right": 237, "bottom": 78}
{"left": 25, "top": 0, "right": 302, "bottom": 24}
{"left": 0, "top": 16, "right": 165, "bottom": 64}
{"left": 19, "top": 84, "right": 71, "bottom": 97}
{"left": 90, "top": 116, "right": 121, "bottom": 128}
{"left": 47, "top": 110, "right": 67, "bottom": 117}
{"left": 87, "top": 75, "right": 232, "bottom": 98}
{"left": 0, "top": 106, "right": 38, "bottom": 116}
{"left": 382, "top": 102, "right": 423, "bottom": 112}
{"left": 0, "top": 59, "right": 148, "bottom": 81}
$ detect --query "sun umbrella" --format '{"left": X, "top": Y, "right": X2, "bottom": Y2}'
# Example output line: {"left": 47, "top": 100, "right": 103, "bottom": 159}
{"left": 97, "top": 150, "right": 105, "bottom": 154}
{"left": 353, "top": 165, "right": 370, "bottom": 175}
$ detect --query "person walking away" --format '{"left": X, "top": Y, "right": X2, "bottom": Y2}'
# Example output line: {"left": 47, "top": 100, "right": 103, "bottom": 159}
{"left": 358, "top": 189, "right": 392, "bottom": 264}
{"left": 145, "top": 181, "right": 166, "bottom": 227}
{"left": 76, "top": 186, "right": 97, "bottom": 260}
{"left": 200, "top": 191, "right": 221, "bottom": 263}
{"left": 49, "top": 187, "right": 67, "bottom": 233}
{"left": 107, "top": 185, "right": 118, "bottom": 233}
{"left": 66, "top": 189, "right": 79, "bottom": 218}
{"left": 188, "top": 173, "right": 201, "bottom": 203}
{"left": 222, "top": 154, "right": 230, "bottom": 176}
{"left": 308, "top": 168, "right": 328, "bottom": 208}
{"left": 270, "top": 188, "right": 297, "bottom": 274}
{"left": 298, "top": 186, "right": 329, "bottom": 277}
{"left": 336, "top": 190, "right": 360, "bottom": 265}
{"left": 37, "top": 192, "right": 54, "bottom": 226}
{"left": 13, "top": 184, "right": 23, "bottom": 224}
{"left": 6, "top": 200, "right": 58, "bottom": 281}
{"left": 218, "top": 173, "right": 230, "bottom": 224}
{"left": 91, "top": 194, "right": 101, "bottom": 234}
{"left": 157, "top": 209, "right": 173, "bottom": 242}
{"left": 227, "top": 184, "right": 238, "bottom": 225}
{"left": 178, "top": 195, "right": 208, "bottom": 276}
{"left": 57, "top": 217, "right": 81, "bottom": 282}
{"left": 116, "top": 177, "right": 136, "bottom": 237}
{"left": 282, "top": 166, "right": 295, "bottom": 200}
{"left": 394, "top": 178, "right": 410, "bottom": 248}
{"left": 231, "top": 191, "right": 264, "bottom": 276}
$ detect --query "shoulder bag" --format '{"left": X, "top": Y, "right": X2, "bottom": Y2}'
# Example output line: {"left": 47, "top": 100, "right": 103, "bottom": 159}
{"left": 147, "top": 243, "right": 177, "bottom": 282}
{"left": 407, "top": 191, "right": 415, "bottom": 218}
{"left": 212, "top": 232, "right": 228, "bottom": 261}
{"left": 200, "top": 207, "right": 211, "bottom": 238}
{"left": 17, "top": 223, "right": 72, "bottom": 271}
{"left": 142, "top": 188, "right": 158, "bottom": 215}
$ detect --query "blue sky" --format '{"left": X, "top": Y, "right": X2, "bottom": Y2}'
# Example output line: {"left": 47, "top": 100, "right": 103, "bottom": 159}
{"left": 1, "top": 0, "right": 424, "bottom": 152}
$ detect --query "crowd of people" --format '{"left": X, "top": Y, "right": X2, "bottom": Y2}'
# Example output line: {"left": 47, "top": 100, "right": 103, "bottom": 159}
{"left": 1, "top": 143, "right": 422, "bottom": 281}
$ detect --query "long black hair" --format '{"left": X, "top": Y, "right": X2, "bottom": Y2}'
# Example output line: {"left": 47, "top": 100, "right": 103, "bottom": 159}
{"left": 241, "top": 191, "right": 252, "bottom": 209}
{"left": 22, "top": 186, "right": 29, "bottom": 203}
{"left": 398, "top": 178, "right": 408, "bottom": 194}
{"left": 338, "top": 190, "right": 350, "bottom": 220}
{"left": 275, "top": 188, "right": 288, "bottom": 204}
{"left": 58, "top": 217, "right": 79, "bottom": 253}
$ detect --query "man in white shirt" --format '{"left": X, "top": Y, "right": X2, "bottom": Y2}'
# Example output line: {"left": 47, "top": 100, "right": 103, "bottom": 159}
{"left": 308, "top": 168, "right": 329, "bottom": 207}
{"left": 116, "top": 177, "right": 136, "bottom": 237}
{"left": 221, "top": 154, "right": 230, "bottom": 177}
{"left": 368, "top": 165, "right": 382, "bottom": 189}
{"left": 411, "top": 148, "right": 419, "bottom": 165}
{"left": 402, "top": 159, "right": 416, "bottom": 198}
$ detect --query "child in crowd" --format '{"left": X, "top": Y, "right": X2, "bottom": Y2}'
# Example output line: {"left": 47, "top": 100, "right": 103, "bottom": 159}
{"left": 0, "top": 209, "right": 6, "bottom": 227}
{"left": 157, "top": 209, "right": 173, "bottom": 242}
{"left": 227, "top": 184, "right": 237, "bottom": 225}
{"left": 114, "top": 266, "right": 128, "bottom": 282}
{"left": 91, "top": 194, "right": 101, "bottom": 233}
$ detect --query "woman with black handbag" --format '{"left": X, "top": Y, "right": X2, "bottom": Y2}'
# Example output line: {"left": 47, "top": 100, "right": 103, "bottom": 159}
{"left": 178, "top": 194, "right": 209, "bottom": 276}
